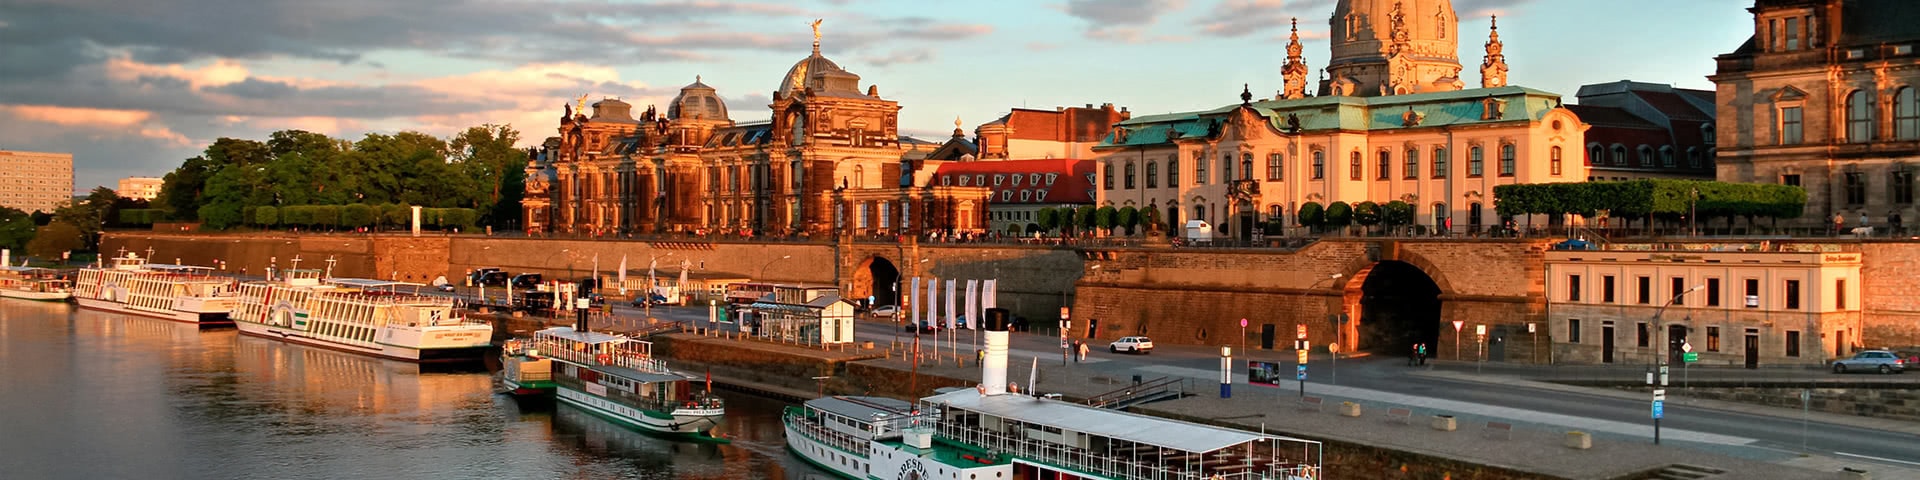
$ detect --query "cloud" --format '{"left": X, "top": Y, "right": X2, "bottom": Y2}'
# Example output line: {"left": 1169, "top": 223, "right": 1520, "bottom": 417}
{"left": 1063, "top": 0, "right": 1188, "bottom": 42}
{"left": 862, "top": 49, "right": 936, "bottom": 67}
{"left": 1026, "top": 42, "right": 1060, "bottom": 52}
{"left": 1194, "top": 0, "right": 1288, "bottom": 37}
{"left": 1, "top": 104, "right": 192, "bottom": 146}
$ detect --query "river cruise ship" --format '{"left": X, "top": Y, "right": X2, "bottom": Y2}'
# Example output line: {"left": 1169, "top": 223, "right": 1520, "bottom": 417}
{"left": 499, "top": 338, "right": 556, "bottom": 397}
{"left": 0, "top": 266, "right": 73, "bottom": 302}
{"left": 74, "top": 253, "right": 234, "bottom": 326}
{"left": 230, "top": 270, "right": 493, "bottom": 363}
{"left": 785, "top": 312, "right": 1323, "bottom": 480}
{"left": 533, "top": 326, "right": 726, "bottom": 440}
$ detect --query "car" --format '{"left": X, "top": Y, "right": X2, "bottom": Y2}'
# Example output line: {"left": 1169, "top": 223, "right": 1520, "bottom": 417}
{"left": 1109, "top": 336, "right": 1154, "bottom": 354}
{"left": 902, "top": 320, "right": 941, "bottom": 334}
{"left": 872, "top": 305, "right": 899, "bottom": 318}
{"left": 1832, "top": 350, "right": 1906, "bottom": 374}
{"left": 510, "top": 273, "right": 544, "bottom": 290}
{"left": 629, "top": 293, "right": 670, "bottom": 307}
{"left": 435, "top": 284, "right": 456, "bottom": 292}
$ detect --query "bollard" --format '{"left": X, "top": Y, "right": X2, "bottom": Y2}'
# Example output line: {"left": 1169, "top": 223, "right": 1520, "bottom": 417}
{"left": 1564, "top": 431, "right": 1592, "bottom": 449}
{"left": 1430, "top": 415, "right": 1457, "bottom": 431}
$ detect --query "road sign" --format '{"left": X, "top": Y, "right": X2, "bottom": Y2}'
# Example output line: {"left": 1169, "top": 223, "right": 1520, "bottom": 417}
{"left": 1297, "top": 349, "right": 1309, "bottom": 364}
{"left": 1240, "top": 318, "right": 1248, "bottom": 328}
{"left": 1659, "top": 365, "right": 1670, "bottom": 386}
{"left": 1652, "top": 389, "right": 1666, "bottom": 401}
{"left": 1652, "top": 400, "right": 1664, "bottom": 419}
{"left": 1452, "top": 320, "right": 1464, "bottom": 332}
{"left": 1681, "top": 341, "right": 1693, "bottom": 353}
{"left": 1474, "top": 324, "right": 1487, "bottom": 336}
{"left": 1296, "top": 364, "right": 1307, "bottom": 381}
{"left": 1296, "top": 324, "right": 1307, "bottom": 340}
{"left": 1683, "top": 352, "right": 1699, "bottom": 363}
{"left": 1328, "top": 342, "right": 1341, "bottom": 354}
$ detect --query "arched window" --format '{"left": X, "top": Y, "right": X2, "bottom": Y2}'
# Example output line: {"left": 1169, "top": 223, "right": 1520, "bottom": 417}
{"left": 1268, "top": 204, "right": 1285, "bottom": 225}
{"left": 1847, "top": 90, "right": 1874, "bottom": 143}
{"left": 1588, "top": 145, "right": 1603, "bottom": 165}
{"left": 1433, "top": 202, "right": 1449, "bottom": 229}
{"left": 1102, "top": 163, "right": 1113, "bottom": 190}
{"left": 852, "top": 165, "right": 865, "bottom": 189}
{"left": 1193, "top": 204, "right": 1208, "bottom": 224}
{"left": 1241, "top": 153, "right": 1254, "bottom": 180}
{"left": 1687, "top": 147, "right": 1701, "bottom": 168}
{"left": 1350, "top": 151, "right": 1364, "bottom": 180}
{"left": 1146, "top": 161, "right": 1159, "bottom": 188}
{"left": 1548, "top": 146, "right": 1561, "bottom": 176}
{"left": 1701, "top": 123, "right": 1716, "bottom": 144}
{"left": 1637, "top": 146, "right": 1654, "bottom": 166}
{"left": 1468, "top": 202, "right": 1483, "bottom": 227}
{"left": 1311, "top": 151, "right": 1326, "bottom": 179}
{"left": 1660, "top": 146, "right": 1675, "bottom": 167}
{"left": 1167, "top": 155, "right": 1180, "bottom": 186}
{"left": 1612, "top": 145, "right": 1628, "bottom": 165}
{"left": 1124, "top": 161, "right": 1137, "bottom": 189}
{"left": 1468, "top": 146, "right": 1484, "bottom": 176}
{"left": 1896, "top": 87, "right": 1919, "bottom": 140}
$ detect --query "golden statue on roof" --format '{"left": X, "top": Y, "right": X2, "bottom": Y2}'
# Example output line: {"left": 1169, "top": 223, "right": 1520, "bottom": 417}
{"left": 575, "top": 93, "right": 589, "bottom": 115}
{"left": 811, "top": 19, "right": 823, "bottom": 42}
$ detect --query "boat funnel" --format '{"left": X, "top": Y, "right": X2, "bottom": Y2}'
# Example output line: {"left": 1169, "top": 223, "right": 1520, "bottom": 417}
{"left": 981, "top": 308, "right": 1010, "bottom": 395}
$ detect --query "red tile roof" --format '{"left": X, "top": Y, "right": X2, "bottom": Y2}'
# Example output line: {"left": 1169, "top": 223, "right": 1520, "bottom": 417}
{"left": 1002, "top": 107, "right": 1126, "bottom": 142}
{"left": 931, "top": 159, "right": 1095, "bottom": 204}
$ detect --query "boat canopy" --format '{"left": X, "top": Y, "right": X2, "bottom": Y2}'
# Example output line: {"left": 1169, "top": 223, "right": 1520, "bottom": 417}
{"left": 325, "top": 278, "right": 424, "bottom": 289}
{"left": 537, "top": 326, "right": 626, "bottom": 345}
{"left": 925, "top": 389, "right": 1318, "bottom": 454}
{"left": 808, "top": 396, "right": 915, "bottom": 421}
{"left": 145, "top": 264, "right": 217, "bottom": 272}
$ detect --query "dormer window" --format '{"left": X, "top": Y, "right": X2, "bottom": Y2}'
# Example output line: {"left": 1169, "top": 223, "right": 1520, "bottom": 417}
{"left": 1037, "top": 190, "right": 1049, "bottom": 202}
{"left": 1020, "top": 190, "right": 1032, "bottom": 202}
{"left": 958, "top": 175, "right": 970, "bottom": 186}
{"left": 1001, "top": 190, "right": 1014, "bottom": 202}
{"left": 1011, "top": 174, "right": 1024, "bottom": 187}
{"left": 941, "top": 175, "right": 951, "bottom": 186}
{"left": 1047, "top": 173, "right": 1059, "bottom": 185}
{"left": 974, "top": 174, "right": 986, "bottom": 186}
{"left": 994, "top": 174, "right": 1005, "bottom": 186}
{"left": 1701, "top": 123, "right": 1715, "bottom": 144}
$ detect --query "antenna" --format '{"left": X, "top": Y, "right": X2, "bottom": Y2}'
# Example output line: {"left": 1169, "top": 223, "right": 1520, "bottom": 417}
{"left": 289, "top": 255, "right": 303, "bottom": 274}
{"left": 324, "top": 255, "right": 338, "bottom": 279}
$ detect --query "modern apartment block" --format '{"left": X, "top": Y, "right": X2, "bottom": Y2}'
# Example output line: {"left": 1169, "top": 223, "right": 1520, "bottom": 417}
{"left": 0, "top": 150, "right": 75, "bottom": 213}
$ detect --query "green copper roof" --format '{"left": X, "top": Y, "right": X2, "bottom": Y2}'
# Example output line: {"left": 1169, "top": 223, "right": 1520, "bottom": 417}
{"left": 1098, "top": 86, "right": 1568, "bottom": 150}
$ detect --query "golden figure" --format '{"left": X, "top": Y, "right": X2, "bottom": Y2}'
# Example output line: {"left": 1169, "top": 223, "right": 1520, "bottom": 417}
{"left": 811, "top": 19, "right": 823, "bottom": 42}
{"left": 575, "top": 93, "right": 589, "bottom": 115}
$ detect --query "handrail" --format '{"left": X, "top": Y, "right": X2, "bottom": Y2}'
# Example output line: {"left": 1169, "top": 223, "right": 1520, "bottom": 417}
{"left": 1084, "top": 376, "right": 1183, "bottom": 409}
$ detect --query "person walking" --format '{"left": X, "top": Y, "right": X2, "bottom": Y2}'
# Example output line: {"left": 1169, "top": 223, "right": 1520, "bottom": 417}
{"left": 1077, "top": 341, "right": 1089, "bottom": 362}
{"left": 1409, "top": 343, "right": 1420, "bottom": 366}
{"left": 1417, "top": 343, "right": 1429, "bottom": 366}
{"left": 1833, "top": 212, "right": 1846, "bottom": 236}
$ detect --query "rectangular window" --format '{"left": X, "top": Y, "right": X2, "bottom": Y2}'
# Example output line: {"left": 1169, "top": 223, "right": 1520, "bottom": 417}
{"left": 1352, "top": 152, "right": 1365, "bottom": 180}
{"left": 1895, "top": 171, "right": 1914, "bottom": 205}
{"left": 1786, "top": 330, "right": 1801, "bottom": 357}
{"left": 1637, "top": 322, "right": 1649, "bottom": 347}
{"left": 1706, "top": 278, "right": 1721, "bottom": 307}
{"left": 1432, "top": 148, "right": 1449, "bottom": 178}
{"left": 1768, "top": 19, "right": 1780, "bottom": 51}
{"left": 1469, "top": 147, "right": 1484, "bottom": 176}
{"left": 1499, "top": 144, "right": 1516, "bottom": 176}
{"left": 1195, "top": 153, "right": 1207, "bottom": 185}
{"left": 1267, "top": 153, "right": 1284, "bottom": 181}
{"left": 1404, "top": 149, "right": 1419, "bottom": 180}
{"left": 1781, "top": 107, "right": 1803, "bottom": 145}
{"left": 1785, "top": 279, "right": 1801, "bottom": 310}
{"left": 1845, "top": 172, "right": 1866, "bottom": 205}
{"left": 1568, "top": 274, "right": 1582, "bottom": 302}
{"left": 1311, "top": 152, "right": 1324, "bottom": 180}
{"left": 1670, "top": 277, "right": 1687, "bottom": 305}
{"left": 1837, "top": 278, "right": 1847, "bottom": 310}
{"left": 1744, "top": 278, "right": 1760, "bottom": 308}
{"left": 1636, "top": 276, "right": 1651, "bottom": 304}
{"left": 1707, "top": 326, "right": 1721, "bottom": 352}
{"left": 1602, "top": 275, "right": 1616, "bottom": 303}
{"left": 1103, "top": 164, "right": 1114, "bottom": 190}
{"left": 1550, "top": 146, "right": 1562, "bottom": 176}
{"left": 1169, "top": 158, "right": 1179, "bottom": 185}
{"left": 1785, "top": 17, "right": 1800, "bottom": 50}
{"left": 1568, "top": 319, "right": 1582, "bottom": 344}
{"left": 1782, "top": 174, "right": 1800, "bottom": 187}
{"left": 1221, "top": 155, "right": 1234, "bottom": 183}
{"left": 1377, "top": 151, "right": 1391, "bottom": 180}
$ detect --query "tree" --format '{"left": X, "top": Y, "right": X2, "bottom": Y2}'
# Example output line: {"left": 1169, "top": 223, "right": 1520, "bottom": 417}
{"left": 1140, "top": 206, "right": 1162, "bottom": 233}
{"left": 29, "top": 211, "right": 51, "bottom": 226}
{"left": 1007, "top": 223, "right": 1022, "bottom": 235}
{"left": 254, "top": 206, "right": 279, "bottom": 228}
{"left": 1094, "top": 206, "right": 1117, "bottom": 235}
{"left": 1116, "top": 206, "right": 1139, "bottom": 236}
{"left": 1057, "top": 207, "right": 1076, "bottom": 235}
{"left": 53, "top": 187, "right": 116, "bottom": 250}
{"left": 1325, "top": 201, "right": 1353, "bottom": 229}
{"left": 1036, "top": 207, "right": 1059, "bottom": 234}
{"left": 382, "top": 204, "right": 411, "bottom": 229}
{"left": 1383, "top": 200, "right": 1415, "bottom": 233}
{"left": 341, "top": 204, "right": 375, "bottom": 230}
{"left": 1353, "top": 201, "right": 1382, "bottom": 234}
{"left": 1076, "top": 205, "right": 1098, "bottom": 235}
{"left": 1297, "top": 201, "right": 1325, "bottom": 232}
{"left": 0, "top": 207, "right": 33, "bottom": 252}
{"left": 26, "top": 222, "right": 83, "bottom": 261}
{"left": 311, "top": 205, "right": 342, "bottom": 230}
{"left": 450, "top": 124, "right": 528, "bottom": 228}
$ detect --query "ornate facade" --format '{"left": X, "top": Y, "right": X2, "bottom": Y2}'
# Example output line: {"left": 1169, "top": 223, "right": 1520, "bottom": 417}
{"left": 1712, "top": 0, "right": 1920, "bottom": 228}
{"left": 1095, "top": 0, "right": 1588, "bottom": 239}
{"left": 523, "top": 24, "right": 989, "bottom": 236}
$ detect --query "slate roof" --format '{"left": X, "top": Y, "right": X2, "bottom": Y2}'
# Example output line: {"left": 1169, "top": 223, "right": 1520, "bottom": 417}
{"left": 1097, "top": 86, "right": 1567, "bottom": 149}
{"left": 932, "top": 158, "right": 1095, "bottom": 204}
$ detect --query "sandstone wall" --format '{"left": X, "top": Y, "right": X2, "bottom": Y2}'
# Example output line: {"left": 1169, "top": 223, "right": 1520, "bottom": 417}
{"left": 1858, "top": 242, "right": 1920, "bottom": 348}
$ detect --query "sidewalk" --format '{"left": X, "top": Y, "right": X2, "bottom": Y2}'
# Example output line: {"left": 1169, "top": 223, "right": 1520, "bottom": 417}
{"left": 1424, "top": 359, "right": 1920, "bottom": 386}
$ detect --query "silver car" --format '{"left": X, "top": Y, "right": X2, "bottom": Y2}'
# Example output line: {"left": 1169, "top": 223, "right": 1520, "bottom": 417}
{"left": 1832, "top": 350, "right": 1906, "bottom": 374}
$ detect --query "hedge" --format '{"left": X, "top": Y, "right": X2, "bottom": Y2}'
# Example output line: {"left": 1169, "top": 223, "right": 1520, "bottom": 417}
{"left": 1493, "top": 179, "right": 1806, "bottom": 222}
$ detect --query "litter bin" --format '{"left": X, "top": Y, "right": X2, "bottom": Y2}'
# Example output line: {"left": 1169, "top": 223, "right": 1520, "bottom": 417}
{"left": 1132, "top": 375, "right": 1142, "bottom": 384}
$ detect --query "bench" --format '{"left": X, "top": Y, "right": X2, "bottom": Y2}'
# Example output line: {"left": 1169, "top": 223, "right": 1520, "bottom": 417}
{"left": 1296, "top": 396, "right": 1324, "bottom": 412}
{"left": 1484, "top": 421, "right": 1513, "bottom": 440}
{"left": 1386, "top": 407, "right": 1413, "bottom": 425}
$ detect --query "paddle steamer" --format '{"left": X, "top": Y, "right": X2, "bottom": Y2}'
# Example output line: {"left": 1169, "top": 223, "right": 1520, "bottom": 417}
{"left": 533, "top": 326, "right": 726, "bottom": 440}
{"left": 0, "top": 266, "right": 72, "bottom": 302}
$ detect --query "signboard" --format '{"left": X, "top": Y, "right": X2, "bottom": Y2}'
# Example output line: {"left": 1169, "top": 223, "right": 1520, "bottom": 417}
{"left": 1248, "top": 361, "right": 1283, "bottom": 387}
{"left": 1452, "top": 320, "right": 1464, "bottom": 332}
{"left": 1296, "top": 365, "right": 1307, "bottom": 381}
{"left": 1683, "top": 352, "right": 1698, "bottom": 363}
{"left": 1240, "top": 318, "right": 1248, "bottom": 328}
{"left": 1474, "top": 324, "right": 1487, "bottom": 336}
{"left": 1328, "top": 342, "right": 1341, "bottom": 354}
{"left": 1296, "top": 324, "right": 1307, "bottom": 340}
{"left": 1296, "top": 349, "right": 1309, "bottom": 364}
{"left": 1651, "top": 400, "right": 1664, "bottom": 419}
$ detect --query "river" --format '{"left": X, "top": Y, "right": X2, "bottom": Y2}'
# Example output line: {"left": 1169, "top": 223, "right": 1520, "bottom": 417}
{"left": 0, "top": 300, "right": 830, "bottom": 479}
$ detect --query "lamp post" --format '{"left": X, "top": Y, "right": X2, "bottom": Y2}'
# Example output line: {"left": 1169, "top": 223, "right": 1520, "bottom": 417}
{"left": 1220, "top": 345, "right": 1233, "bottom": 398}
{"left": 1294, "top": 273, "right": 1344, "bottom": 351}
{"left": 1650, "top": 284, "right": 1703, "bottom": 445}
{"left": 758, "top": 254, "right": 792, "bottom": 280}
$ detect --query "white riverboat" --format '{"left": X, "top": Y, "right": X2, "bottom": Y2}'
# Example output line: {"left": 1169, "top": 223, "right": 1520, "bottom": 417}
{"left": 0, "top": 266, "right": 73, "bottom": 302}
{"left": 534, "top": 326, "right": 727, "bottom": 441}
{"left": 785, "top": 311, "right": 1324, "bottom": 480}
{"left": 73, "top": 253, "right": 234, "bottom": 326}
{"left": 230, "top": 269, "right": 493, "bottom": 363}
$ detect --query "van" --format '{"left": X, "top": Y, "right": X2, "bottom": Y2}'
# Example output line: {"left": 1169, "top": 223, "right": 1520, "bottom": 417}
{"left": 511, "top": 273, "right": 544, "bottom": 290}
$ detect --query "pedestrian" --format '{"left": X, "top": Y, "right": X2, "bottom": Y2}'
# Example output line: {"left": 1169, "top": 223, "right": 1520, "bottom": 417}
{"left": 1892, "top": 211, "right": 1905, "bottom": 235}
{"left": 1409, "top": 343, "right": 1420, "bottom": 366}
{"left": 1860, "top": 212, "right": 1870, "bottom": 232}
{"left": 1078, "top": 341, "right": 1090, "bottom": 361}
{"left": 1833, "top": 212, "right": 1845, "bottom": 236}
{"left": 1418, "top": 343, "right": 1429, "bottom": 365}
{"left": 1071, "top": 341, "right": 1082, "bottom": 363}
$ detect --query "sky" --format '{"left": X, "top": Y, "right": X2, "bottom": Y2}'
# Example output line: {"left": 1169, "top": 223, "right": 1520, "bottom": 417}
{"left": 0, "top": 0, "right": 1756, "bottom": 194}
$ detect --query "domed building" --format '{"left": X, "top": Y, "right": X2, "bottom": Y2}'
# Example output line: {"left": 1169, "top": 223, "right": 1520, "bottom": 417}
{"left": 1093, "top": 0, "right": 1587, "bottom": 251}
{"left": 524, "top": 24, "right": 991, "bottom": 243}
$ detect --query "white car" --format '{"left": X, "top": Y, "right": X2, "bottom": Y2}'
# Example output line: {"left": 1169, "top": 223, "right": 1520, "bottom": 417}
{"left": 1109, "top": 336, "right": 1154, "bottom": 354}
{"left": 872, "top": 305, "right": 899, "bottom": 318}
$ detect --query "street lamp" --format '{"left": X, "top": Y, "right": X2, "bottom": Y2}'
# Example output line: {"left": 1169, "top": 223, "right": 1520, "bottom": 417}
{"left": 1653, "top": 284, "right": 1705, "bottom": 367}
{"left": 1294, "top": 273, "right": 1344, "bottom": 351}
{"left": 758, "top": 254, "right": 792, "bottom": 280}
{"left": 1649, "top": 283, "right": 1702, "bottom": 446}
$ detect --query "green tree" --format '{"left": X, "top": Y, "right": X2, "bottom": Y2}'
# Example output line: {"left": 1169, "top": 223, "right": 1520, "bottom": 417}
{"left": 341, "top": 204, "right": 375, "bottom": 229}
{"left": 1297, "top": 201, "right": 1325, "bottom": 232}
{"left": 25, "top": 222, "right": 83, "bottom": 261}
{"left": 1325, "top": 201, "right": 1353, "bottom": 228}
{"left": 1383, "top": 200, "right": 1415, "bottom": 232}
{"left": 1076, "top": 205, "right": 1098, "bottom": 235}
{"left": 1094, "top": 206, "right": 1117, "bottom": 235}
{"left": 281, "top": 205, "right": 313, "bottom": 228}
{"left": 1353, "top": 201, "right": 1382, "bottom": 233}
{"left": 0, "top": 207, "right": 33, "bottom": 252}
{"left": 1036, "top": 207, "right": 1059, "bottom": 233}
{"left": 1007, "top": 223, "right": 1022, "bottom": 235}
{"left": 1057, "top": 207, "right": 1076, "bottom": 235}
{"left": 1140, "top": 206, "right": 1162, "bottom": 233}
{"left": 449, "top": 124, "right": 529, "bottom": 228}
{"left": 311, "top": 205, "right": 341, "bottom": 230}
{"left": 254, "top": 206, "right": 279, "bottom": 228}
{"left": 1116, "top": 206, "right": 1139, "bottom": 235}
{"left": 381, "top": 204, "right": 411, "bottom": 229}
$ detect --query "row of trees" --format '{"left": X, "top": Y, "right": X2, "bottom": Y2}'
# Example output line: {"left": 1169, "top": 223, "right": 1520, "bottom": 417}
{"left": 156, "top": 125, "right": 528, "bottom": 230}
{"left": 1025, "top": 205, "right": 1164, "bottom": 236}
{"left": 247, "top": 204, "right": 481, "bottom": 231}
{"left": 1493, "top": 179, "right": 1807, "bottom": 228}
{"left": 1294, "top": 200, "right": 1419, "bottom": 233}
{"left": 1, "top": 186, "right": 137, "bottom": 262}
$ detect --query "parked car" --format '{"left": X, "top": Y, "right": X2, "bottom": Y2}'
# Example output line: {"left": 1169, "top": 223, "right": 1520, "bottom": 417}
{"left": 1832, "top": 350, "right": 1906, "bottom": 374}
{"left": 1109, "top": 336, "right": 1154, "bottom": 354}
{"left": 872, "top": 305, "right": 899, "bottom": 318}
{"left": 903, "top": 320, "right": 941, "bottom": 334}
{"left": 629, "top": 293, "right": 670, "bottom": 307}
{"left": 473, "top": 269, "right": 510, "bottom": 287}
{"left": 511, "top": 273, "right": 544, "bottom": 290}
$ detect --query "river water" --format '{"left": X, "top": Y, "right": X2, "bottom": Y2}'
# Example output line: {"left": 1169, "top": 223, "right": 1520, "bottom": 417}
{"left": 0, "top": 300, "right": 830, "bottom": 480}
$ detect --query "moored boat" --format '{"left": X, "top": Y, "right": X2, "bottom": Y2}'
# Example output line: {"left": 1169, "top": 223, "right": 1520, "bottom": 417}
{"left": 500, "top": 338, "right": 556, "bottom": 397}
{"left": 785, "top": 309, "right": 1324, "bottom": 480}
{"left": 0, "top": 266, "right": 73, "bottom": 302}
{"left": 534, "top": 326, "right": 727, "bottom": 441}
{"left": 230, "top": 269, "right": 493, "bottom": 363}
{"left": 73, "top": 252, "right": 234, "bottom": 326}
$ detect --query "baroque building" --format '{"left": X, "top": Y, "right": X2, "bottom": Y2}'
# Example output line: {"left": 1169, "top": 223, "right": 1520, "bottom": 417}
{"left": 1095, "top": 0, "right": 1586, "bottom": 239}
{"left": 523, "top": 23, "right": 990, "bottom": 237}
{"left": 1568, "top": 81, "right": 1719, "bottom": 181}
{"left": 1711, "top": 0, "right": 1920, "bottom": 229}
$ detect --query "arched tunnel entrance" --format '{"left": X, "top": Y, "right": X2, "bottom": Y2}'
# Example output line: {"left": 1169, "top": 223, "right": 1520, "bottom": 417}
{"left": 854, "top": 256, "right": 901, "bottom": 307}
{"left": 1351, "top": 261, "right": 1442, "bottom": 355}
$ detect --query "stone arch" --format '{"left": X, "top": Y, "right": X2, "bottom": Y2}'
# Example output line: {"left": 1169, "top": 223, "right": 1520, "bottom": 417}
{"left": 1337, "top": 248, "right": 1458, "bottom": 355}
{"left": 850, "top": 255, "right": 901, "bottom": 307}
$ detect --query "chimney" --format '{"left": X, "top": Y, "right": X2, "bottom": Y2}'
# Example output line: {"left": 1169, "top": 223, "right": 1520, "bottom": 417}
{"left": 1084, "top": 104, "right": 1093, "bottom": 109}
{"left": 981, "top": 308, "right": 1011, "bottom": 395}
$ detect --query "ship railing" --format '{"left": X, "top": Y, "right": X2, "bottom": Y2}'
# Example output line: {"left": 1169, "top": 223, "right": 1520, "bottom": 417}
{"left": 784, "top": 408, "right": 872, "bottom": 456}
{"left": 934, "top": 424, "right": 1287, "bottom": 480}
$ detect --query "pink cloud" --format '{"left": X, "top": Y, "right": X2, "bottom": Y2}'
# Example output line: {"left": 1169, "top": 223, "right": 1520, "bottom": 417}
{"left": 1, "top": 104, "right": 192, "bottom": 146}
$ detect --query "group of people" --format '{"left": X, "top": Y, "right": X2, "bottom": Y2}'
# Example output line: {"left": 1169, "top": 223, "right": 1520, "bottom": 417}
{"left": 1407, "top": 343, "right": 1430, "bottom": 366}
{"left": 1071, "top": 340, "right": 1091, "bottom": 362}
{"left": 1832, "top": 211, "right": 1905, "bottom": 236}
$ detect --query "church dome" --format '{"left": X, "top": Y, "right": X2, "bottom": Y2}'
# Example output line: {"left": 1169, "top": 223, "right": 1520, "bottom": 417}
{"left": 777, "top": 50, "right": 863, "bottom": 98}
{"left": 1323, "top": 0, "right": 1464, "bottom": 96}
{"left": 668, "top": 76, "right": 728, "bottom": 121}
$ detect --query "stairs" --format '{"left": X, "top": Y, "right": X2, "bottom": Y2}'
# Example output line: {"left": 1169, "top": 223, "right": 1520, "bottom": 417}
{"left": 1640, "top": 464, "right": 1727, "bottom": 480}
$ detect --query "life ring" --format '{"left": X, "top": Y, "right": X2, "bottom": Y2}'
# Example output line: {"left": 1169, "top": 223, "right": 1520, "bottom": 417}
{"left": 595, "top": 353, "right": 612, "bottom": 364}
{"left": 976, "top": 384, "right": 986, "bottom": 395}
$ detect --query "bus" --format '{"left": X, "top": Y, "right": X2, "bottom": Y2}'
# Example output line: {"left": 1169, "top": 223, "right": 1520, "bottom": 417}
{"left": 724, "top": 282, "right": 775, "bottom": 305}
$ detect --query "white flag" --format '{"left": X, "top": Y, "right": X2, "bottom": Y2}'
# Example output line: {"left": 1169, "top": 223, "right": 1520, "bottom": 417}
{"left": 678, "top": 259, "right": 691, "bottom": 303}
{"left": 910, "top": 277, "right": 922, "bottom": 326}
{"left": 1028, "top": 356, "right": 1039, "bottom": 396}
{"left": 983, "top": 279, "right": 997, "bottom": 310}
{"left": 963, "top": 280, "right": 978, "bottom": 330}
{"left": 927, "top": 278, "right": 940, "bottom": 329}
{"left": 591, "top": 253, "right": 599, "bottom": 290}
{"left": 617, "top": 255, "right": 628, "bottom": 295}
{"left": 944, "top": 279, "right": 957, "bottom": 329}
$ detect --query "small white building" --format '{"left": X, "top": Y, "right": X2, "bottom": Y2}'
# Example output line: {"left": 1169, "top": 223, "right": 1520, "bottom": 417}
{"left": 744, "top": 284, "right": 855, "bottom": 347}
